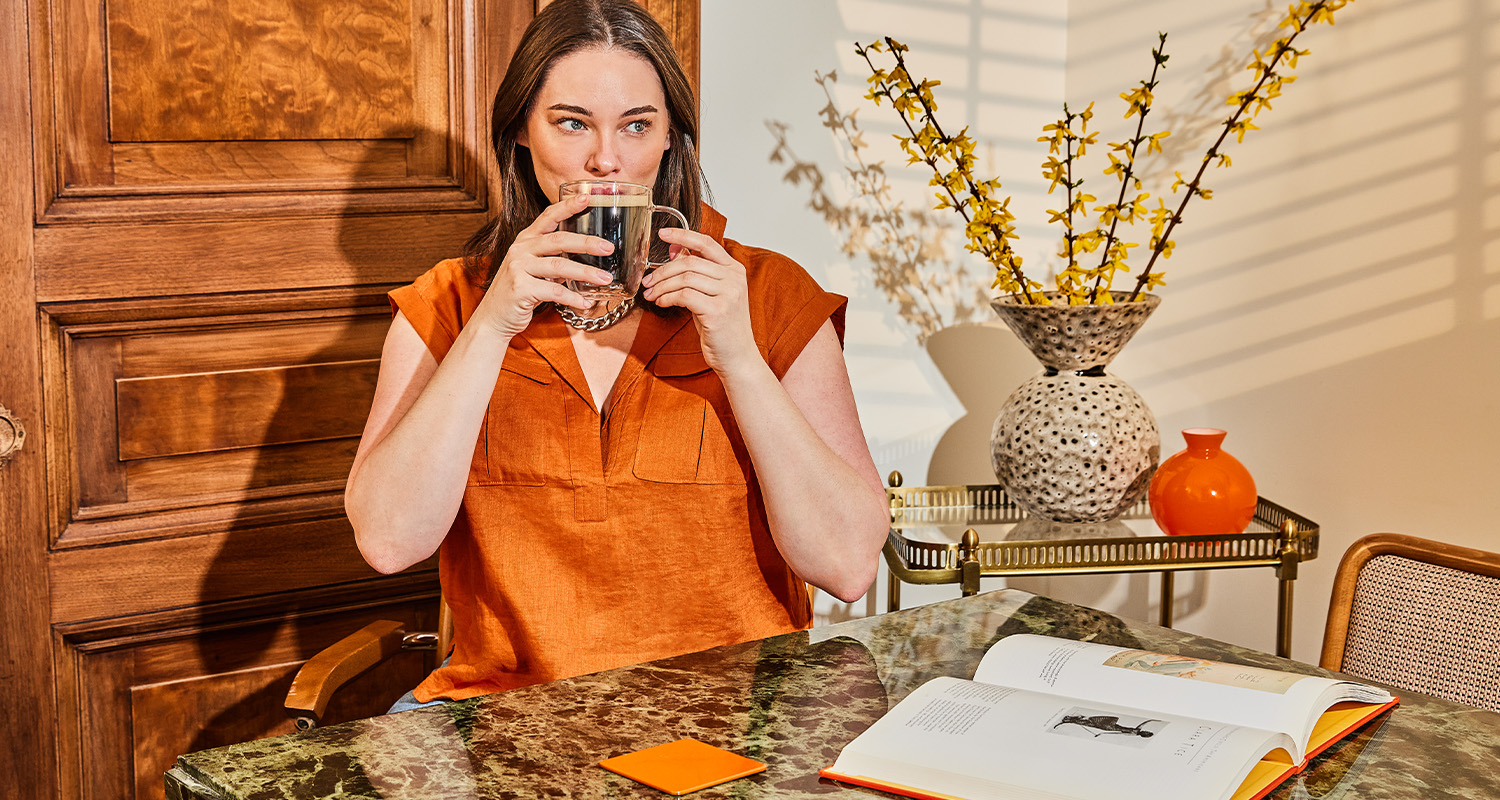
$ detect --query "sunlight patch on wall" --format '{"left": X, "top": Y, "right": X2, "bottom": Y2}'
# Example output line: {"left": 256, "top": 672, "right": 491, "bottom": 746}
{"left": 835, "top": 0, "right": 972, "bottom": 45}
{"left": 1485, "top": 282, "right": 1500, "bottom": 319}
{"left": 1484, "top": 237, "right": 1500, "bottom": 274}
{"left": 1142, "top": 300, "right": 1456, "bottom": 415}
{"left": 1150, "top": 204, "right": 1458, "bottom": 331}
{"left": 1135, "top": 253, "right": 1457, "bottom": 379}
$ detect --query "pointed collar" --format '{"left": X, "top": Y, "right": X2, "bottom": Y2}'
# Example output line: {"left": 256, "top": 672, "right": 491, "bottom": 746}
{"left": 700, "top": 202, "right": 728, "bottom": 241}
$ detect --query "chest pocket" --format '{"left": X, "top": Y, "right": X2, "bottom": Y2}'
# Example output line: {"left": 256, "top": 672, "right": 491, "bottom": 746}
{"left": 632, "top": 351, "right": 747, "bottom": 485}
{"left": 471, "top": 350, "right": 565, "bottom": 486}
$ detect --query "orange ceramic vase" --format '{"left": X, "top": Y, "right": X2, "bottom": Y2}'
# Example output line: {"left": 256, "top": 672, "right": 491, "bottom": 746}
{"left": 1149, "top": 428, "right": 1257, "bottom": 536}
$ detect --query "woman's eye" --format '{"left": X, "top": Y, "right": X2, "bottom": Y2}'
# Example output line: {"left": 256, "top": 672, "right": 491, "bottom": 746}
{"left": 626, "top": 120, "right": 650, "bottom": 134}
{"left": 559, "top": 118, "right": 586, "bottom": 131}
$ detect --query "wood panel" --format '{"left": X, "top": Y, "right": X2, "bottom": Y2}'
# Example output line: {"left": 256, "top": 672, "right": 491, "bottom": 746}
{"left": 72, "top": 335, "right": 128, "bottom": 508}
{"left": 115, "top": 360, "right": 378, "bottom": 460}
{"left": 125, "top": 441, "right": 358, "bottom": 504}
{"left": 113, "top": 140, "right": 410, "bottom": 185}
{"left": 121, "top": 310, "right": 389, "bottom": 375}
{"left": 106, "top": 0, "right": 416, "bottom": 142}
{"left": 81, "top": 651, "right": 135, "bottom": 800}
{"left": 61, "top": 591, "right": 439, "bottom": 800}
{"left": 48, "top": 517, "right": 393, "bottom": 623}
{"left": 34, "top": 214, "right": 481, "bottom": 299}
{"left": 51, "top": 299, "right": 391, "bottom": 545}
{"left": 640, "top": 0, "right": 700, "bottom": 97}
{"left": 40, "top": 0, "right": 462, "bottom": 215}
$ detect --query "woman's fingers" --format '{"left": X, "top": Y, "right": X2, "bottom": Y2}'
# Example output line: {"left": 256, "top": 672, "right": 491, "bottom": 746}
{"left": 533, "top": 230, "right": 615, "bottom": 262}
{"left": 656, "top": 225, "right": 726, "bottom": 260}
{"left": 518, "top": 192, "right": 590, "bottom": 238}
{"left": 530, "top": 256, "right": 613, "bottom": 286}
{"left": 643, "top": 262, "right": 723, "bottom": 303}
{"left": 493, "top": 262, "right": 596, "bottom": 310}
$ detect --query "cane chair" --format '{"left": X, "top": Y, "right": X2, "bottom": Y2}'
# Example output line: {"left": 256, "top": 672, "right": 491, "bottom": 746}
{"left": 285, "top": 597, "right": 453, "bottom": 730}
{"left": 1320, "top": 533, "right": 1500, "bottom": 711}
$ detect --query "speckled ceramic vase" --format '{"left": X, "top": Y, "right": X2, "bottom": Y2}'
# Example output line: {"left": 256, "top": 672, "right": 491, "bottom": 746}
{"left": 989, "top": 291, "right": 1162, "bottom": 523}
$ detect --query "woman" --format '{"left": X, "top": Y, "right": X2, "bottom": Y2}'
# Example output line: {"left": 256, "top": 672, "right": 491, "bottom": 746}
{"left": 345, "top": 0, "right": 889, "bottom": 704}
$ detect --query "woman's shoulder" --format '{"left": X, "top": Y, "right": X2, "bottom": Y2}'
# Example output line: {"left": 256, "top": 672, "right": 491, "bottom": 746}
{"left": 389, "top": 257, "right": 488, "bottom": 360}
{"left": 717, "top": 234, "right": 847, "bottom": 370}
{"left": 701, "top": 205, "right": 820, "bottom": 293}
{"left": 716, "top": 235, "right": 826, "bottom": 306}
{"left": 409, "top": 257, "right": 487, "bottom": 294}
{"left": 725, "top": 239, "right": 809, "bottom": 277}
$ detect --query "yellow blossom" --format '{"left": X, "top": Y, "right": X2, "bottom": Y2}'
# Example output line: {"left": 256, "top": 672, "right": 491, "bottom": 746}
{"left": 854, "top": 1, "right": 1348, "bottom": 305}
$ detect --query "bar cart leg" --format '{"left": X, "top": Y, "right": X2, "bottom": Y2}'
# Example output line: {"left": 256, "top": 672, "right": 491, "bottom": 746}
{"left": 1274, "top": 520, "right": 1302, "bottom": 659}
{"left": 1158, "top": 572, "right": 1175, "bottom": 628}
{"left": 887, "top": 569, "right": 901, "bottom": 613}
{"left": 1276, "top": 577, "right": 1294, "bottom": 658}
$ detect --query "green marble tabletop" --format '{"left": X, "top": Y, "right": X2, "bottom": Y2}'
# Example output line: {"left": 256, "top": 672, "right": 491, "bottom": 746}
{"left": 166, "top": 590, "right": 1500, "bottom": 799}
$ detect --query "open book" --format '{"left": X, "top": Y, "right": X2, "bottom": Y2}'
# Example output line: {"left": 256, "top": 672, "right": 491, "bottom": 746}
{"left": 820, "top": 634, "right": 1397, "bottom": 800}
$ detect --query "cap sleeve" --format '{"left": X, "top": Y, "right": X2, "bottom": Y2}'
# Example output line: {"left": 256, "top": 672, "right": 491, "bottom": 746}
{"left": 388, "top": 258, "right": 481, "bottom": 363}
{"left": 730, "top": 241, "right": 848, "bottom": 379}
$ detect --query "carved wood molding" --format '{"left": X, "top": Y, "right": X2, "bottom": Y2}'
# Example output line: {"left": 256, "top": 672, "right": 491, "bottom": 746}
{"left": 31, "top": 0, "right": 489, "bottom": 224}
{"left": 56, "top": 572, "right": 440, "bottom": 648}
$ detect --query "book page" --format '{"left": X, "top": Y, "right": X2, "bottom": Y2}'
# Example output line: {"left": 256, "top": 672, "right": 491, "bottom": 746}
{"left": 971, "top": 635, "right": 1392, "bottom": 761}
{"left": 825, "top": 676, "right": 1295, "bottom": 800}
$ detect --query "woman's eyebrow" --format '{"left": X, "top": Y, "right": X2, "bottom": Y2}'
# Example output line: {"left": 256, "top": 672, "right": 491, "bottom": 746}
{"left": 622, "top": 105, "right": 659, "bottom": 117}
{"left": 547, "top": 103, "right": 592, "bottom": 115}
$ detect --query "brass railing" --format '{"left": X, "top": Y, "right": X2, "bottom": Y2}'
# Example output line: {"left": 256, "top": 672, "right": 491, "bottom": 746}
{"left": 882, "top": 477, "right": 1319, "bottom": 657}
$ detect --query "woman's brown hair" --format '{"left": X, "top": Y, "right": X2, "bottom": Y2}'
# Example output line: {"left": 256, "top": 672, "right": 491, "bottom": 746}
{"left": 462, "top": 0, "right": 704, "bottom": 283}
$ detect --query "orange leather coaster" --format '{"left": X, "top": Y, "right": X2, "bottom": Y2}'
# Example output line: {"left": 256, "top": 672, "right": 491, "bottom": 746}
{"left": 599, "top": 738, "right": 767, "bottom": 795}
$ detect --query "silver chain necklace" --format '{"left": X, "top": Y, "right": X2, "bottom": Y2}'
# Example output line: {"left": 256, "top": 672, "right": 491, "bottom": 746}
{"left": 556, "top": 295, "right": 635, "bottom": 332}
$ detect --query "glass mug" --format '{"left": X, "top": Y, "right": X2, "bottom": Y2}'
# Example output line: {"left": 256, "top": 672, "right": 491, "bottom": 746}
{"left": 560, "top": 180, "right": 689, "bottom": 320}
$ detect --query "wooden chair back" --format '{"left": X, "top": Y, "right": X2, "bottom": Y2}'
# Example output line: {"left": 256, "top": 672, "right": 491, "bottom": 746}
{"left": 1321, "top": 532, "right": 1500, "bottom": 711}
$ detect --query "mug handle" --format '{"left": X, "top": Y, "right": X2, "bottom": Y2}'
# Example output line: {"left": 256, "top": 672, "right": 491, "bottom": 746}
{"left": 647, "top": 205, "right": 691, "bottom": 266}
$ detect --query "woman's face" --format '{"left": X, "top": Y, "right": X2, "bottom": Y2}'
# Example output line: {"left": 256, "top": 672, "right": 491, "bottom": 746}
{"left": 518, "top": 47, "right": 672, "bottom": 202}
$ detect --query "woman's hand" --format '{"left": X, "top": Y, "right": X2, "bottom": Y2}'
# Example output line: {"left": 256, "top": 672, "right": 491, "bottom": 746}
{"left": 475, "top": 193, "right": 616, "bottom": 339}
{"left": 643, "top": 226, "right": 759, "bottom": 373}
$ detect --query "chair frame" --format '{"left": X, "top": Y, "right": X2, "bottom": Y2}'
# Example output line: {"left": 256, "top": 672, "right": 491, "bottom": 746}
{"left": 1319, "top": 532, "right": 1500, "bottom": 672}
{"left": 285, "top": 599, "right": 452, "bottom": 729}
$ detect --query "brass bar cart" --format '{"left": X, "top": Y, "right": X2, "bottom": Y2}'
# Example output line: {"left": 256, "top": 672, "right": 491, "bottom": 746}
{"left": 882, "top": 473, "right": 1319, "bottom": 658}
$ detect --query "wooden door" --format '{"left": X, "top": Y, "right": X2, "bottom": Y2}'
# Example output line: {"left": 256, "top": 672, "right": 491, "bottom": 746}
{"left": 0, "top": 1, "right": 699, "bottom": 798}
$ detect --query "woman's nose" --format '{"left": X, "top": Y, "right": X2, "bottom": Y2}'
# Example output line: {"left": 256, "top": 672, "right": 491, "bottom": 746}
{"left": 586, "top": 135, "right": 620, "bottom": 176}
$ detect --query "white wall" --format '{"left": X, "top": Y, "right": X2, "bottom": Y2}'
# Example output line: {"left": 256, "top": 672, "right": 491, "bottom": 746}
{"left": 701, "top": 0, "right": 1500, "bottom": 663}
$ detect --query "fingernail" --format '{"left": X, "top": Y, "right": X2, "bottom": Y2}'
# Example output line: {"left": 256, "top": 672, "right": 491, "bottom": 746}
{"left": 595, "top": 270, "right": 612, "bottom": 283}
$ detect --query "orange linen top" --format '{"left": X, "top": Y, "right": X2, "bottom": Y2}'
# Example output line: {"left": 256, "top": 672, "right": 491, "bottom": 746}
{"left": 391, "top": 205, "right": 847, "bottom": 701}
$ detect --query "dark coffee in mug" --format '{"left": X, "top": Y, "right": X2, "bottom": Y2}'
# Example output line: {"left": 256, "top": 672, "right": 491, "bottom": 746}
{"left": 560, "top": 181, "right": 688, "bottom": 321}
{"left": 564, "top": 193, "right": 651, "bottom": 304}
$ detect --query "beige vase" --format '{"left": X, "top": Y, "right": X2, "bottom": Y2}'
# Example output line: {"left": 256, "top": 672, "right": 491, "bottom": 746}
{"left": 989, "top": 292, "right": 1162, "bottom": 523}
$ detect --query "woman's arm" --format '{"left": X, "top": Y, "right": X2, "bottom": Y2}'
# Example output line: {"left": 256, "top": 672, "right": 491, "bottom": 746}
{"left": 346, "top": 194, "right": 616, "bottom": 573}
{"left": 721, "top": 320, "right": 889, "bottom": 602}
{"left": 646, "top": 229, "right": 888, "bottom": 602}
{"left": 344, "top": 312, "right": 504, "bottom": 573}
